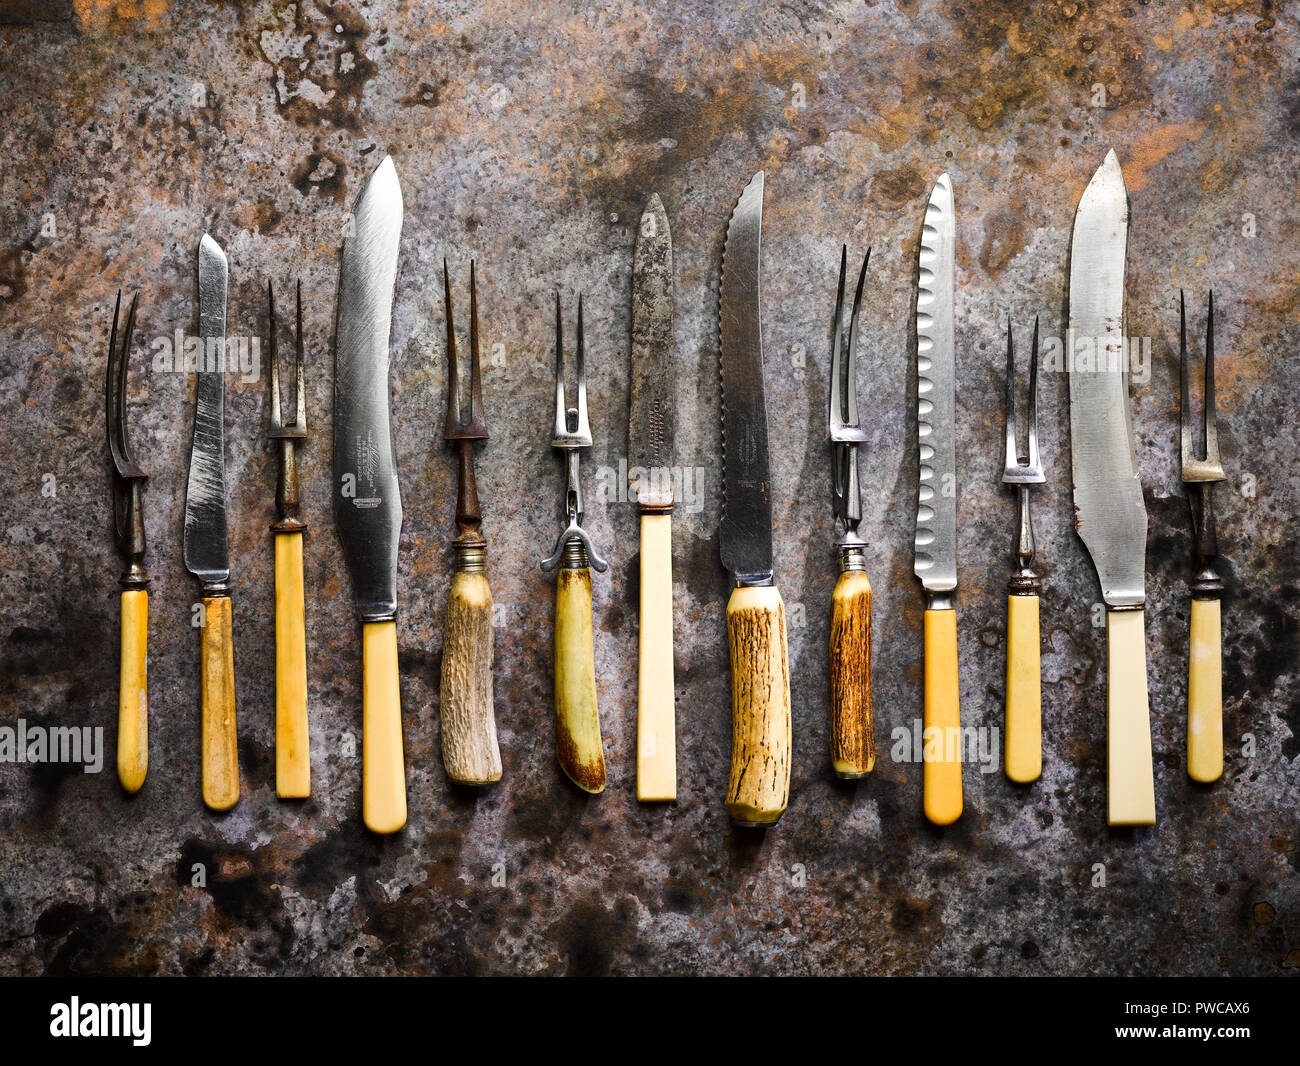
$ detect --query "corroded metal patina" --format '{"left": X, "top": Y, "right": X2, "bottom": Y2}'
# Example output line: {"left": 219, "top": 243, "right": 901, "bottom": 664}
{"left": 0, "top": 1, "right": 1296, "bottom": 975}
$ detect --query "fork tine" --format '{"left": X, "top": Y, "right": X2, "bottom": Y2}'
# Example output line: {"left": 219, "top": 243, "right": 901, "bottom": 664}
{"left": 294, "top": 279, "right": 306, "bottom": 432}
{"left": 553, "top": 292, "right": 566, "bottom": 437}
{"left": 575, "top": 294, "right": 589, "bottom": 437}
{"left": 829, "top": 245, "right": 847, "bottom": 431}
{"left": 1179, "top": 289, "right": 1192, "bottom": 466}
{"left": 1204, "top": 290, "right": 1219, "bottom": 464}
{"left": 1026, "top": 316, "right": 1040, "bottom": 470}
{"left": 1003, "top": 315, "right": 1017, "bottom": 470}
{"left": 468, "top": 260, "right": 485, "bottom": 431}
{"left": 845, "top": 248, "right": 870, "bottom": 429}
{"left": 268, "top": 281, "right": 282, "bottom": 432}
{"left": 443, "top": 259, "right": 460, "bottom": 436}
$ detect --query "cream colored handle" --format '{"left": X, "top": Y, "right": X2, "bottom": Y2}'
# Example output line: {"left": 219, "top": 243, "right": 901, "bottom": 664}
{"left": 923, "top": 608, "right": 962, "bottom": 825}
{"left": 1005, "top": 594, "right": 1042, "bottom": 783}
{"left": 725, "top": 584, "right": 791, "bottom": 826}
{"left": 554, "top": 567, "right": 606, "bottom": 793}
{"left": 828, "top": 569, "right": 873, "bottom": 777}
{"left": 362, "top": 620, "right": 407, "bottom": 832}
{"left": 637, "top": 513, "right": 676, "bottom": 801}
{"left": 117, "top": 589, "right": 148, "bottom": 793}
{"left": 275, "top": 532, "right": 310, "bottom": 798}
{"left": 1187, "top": 598, "right": 1223, "bottom": 783}
{"left": 200, "top": 595, "right": 239, "bottom": 811}
{"left": 440, "top": 569, "right": 502, "bottom": 785}
{"left": 1106, "top": 608, "right": 1156, "bottom": 825}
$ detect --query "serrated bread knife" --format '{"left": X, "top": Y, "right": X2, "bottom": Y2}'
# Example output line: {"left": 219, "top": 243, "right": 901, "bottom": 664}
{"left": 1067, "top": 150, "right": 1156, "bottom": 826}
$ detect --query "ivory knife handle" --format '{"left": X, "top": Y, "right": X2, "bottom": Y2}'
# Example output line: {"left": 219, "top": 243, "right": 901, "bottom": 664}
{"left": 725, "top": 584, "right": 791, "bottom": 826}
{"left": 637, "top": 513, "right": 676, "bottom": 801}
{"left": 274, "top": 531, "right": 310, "bottom": 798}
{"left": 555, "top": 566, "right": 606, "bottom": 793}
{"left": 440, "top": 569, "right": 502, "bottom": 785}
{"left": 1187, "top": 598, "right": 1223, "bottom": 784}
{"left": 201, "top": 595, "right": 239, "bottom": 811}
{"left": 923, "top": 607, "right": 962, "bottom": 825}
{"left": 1106, "top": 608, "right": 1156, "bottom": 825}
{"left": 117, "top": 588, "right": 148, "bottom": 793}
{"left": 362, "top": 620, "right": 407, "bottom": 832}
{"left": 829, "top": 569, "right": 874, "bottom": 778}
{"left": 1005, "top": 594, "right": 1042, "bottom": 783}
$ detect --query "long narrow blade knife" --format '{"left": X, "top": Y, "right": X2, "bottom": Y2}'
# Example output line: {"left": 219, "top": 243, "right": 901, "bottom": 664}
{"left": 628, "top": 192, "right": 677, "bottom": 802}
{"left": 184, "top": 233, "right": 238, "bottom": 811}
{"left": 1068, "top": 149, "right": 1155, "bottom": 826}
{"left": 718, "top": 171, "right": 791, "bottom": 826}
{"left": 333, "top": 155, "right": 407, "bottom": 834}
{"left": 914, "top": 173, "right": 962, "bottom": 826}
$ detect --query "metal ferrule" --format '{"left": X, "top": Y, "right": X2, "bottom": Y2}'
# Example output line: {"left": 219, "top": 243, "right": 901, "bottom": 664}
{"left": 271, "top": 437, "right": 306, "bottom": 534}
{"left": 1007, "top": 483, "right": 1041, "bottom": 595}
{"left": 561, "top": 538, "right": 589, "bottom": 570}
{"left": 1188, "top": 481, "right": 1224, "bottom": 600}
{"left": 837, "top": 544, "right": 866, "bottom": 574}
{"left": 925, "top": 589, "right": 955, "bottom": 611}
{"left": 454, "top": 540, "right": 487, "bottom": 574}
{"left": 201, "top": 580, "right": 231, "bottom": 598}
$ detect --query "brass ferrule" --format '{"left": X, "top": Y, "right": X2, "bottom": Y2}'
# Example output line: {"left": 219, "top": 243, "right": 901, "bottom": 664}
{"left": 561, "top": 539, "right": 589, "bottom": 570}
{"left": 454, "top": 541, "right": 487, "bottom": 574}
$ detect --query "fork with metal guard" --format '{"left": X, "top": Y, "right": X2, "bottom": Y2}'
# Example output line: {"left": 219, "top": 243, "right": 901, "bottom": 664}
{"left": 1001, "top": 317, "right": 1045, "bottom": 784}
{"left": 827, "top": 246, "right": 875, "bottom": 780}
{"left": 1179, "top": 291, "right": 1226, "bottom": 784}
{"left": 540, "top": 295, "right": 609, "bottom": 794}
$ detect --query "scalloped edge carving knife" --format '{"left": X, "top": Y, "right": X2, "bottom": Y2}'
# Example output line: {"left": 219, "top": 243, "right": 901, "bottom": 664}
{"left": 914, "top": 173, "right": 962, "bottom": 826}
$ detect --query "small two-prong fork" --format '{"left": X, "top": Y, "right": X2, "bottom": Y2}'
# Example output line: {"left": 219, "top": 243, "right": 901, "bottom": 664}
{"left": 267, "top": 281, "right": 310, "bottom": 798}
{"left": 1001, "top": 317, "right": 1044, "bottom": 784}
{"left": 1180, "top": 291, "right": 1226, "bottom": 783}
{"left": 439, "top": 260, "right": 502, "bottom": 786}
{"left": 541, "top": 295, "right": 608, "bottom": 793}
{"left": 827, "top": 245, "right": 875, "bottom": 779}
{"left": 105, "top": 292, "right": 149, "bottom": 793}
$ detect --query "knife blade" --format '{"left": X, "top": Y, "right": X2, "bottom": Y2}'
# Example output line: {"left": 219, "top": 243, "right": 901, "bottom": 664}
{"left": 629, "top": 192, "right": 677, "bottom": 802}
{"left": 1068, "top": 148, "right": 1155, "bottom": 826}
{"left": 718, "top": 171, "right": 791, "bottom": 826}
{"left": 184, "top": 234, "right": 238, "bottom": 810}
{"left": 914, "top": 173, "right": 962, "bottom": 825}
{"left": 333, "top": 154, "right": 407, "bottom": 833}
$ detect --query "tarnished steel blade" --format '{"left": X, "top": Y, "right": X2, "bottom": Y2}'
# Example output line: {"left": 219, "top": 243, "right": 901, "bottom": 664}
{"left": 628, "top": 193, "right": 676, "bottom": 509}
{"left": 718, "top": 171, "right": 774, "bottom": 584}
{"left": 183, "top": 233, "right": 230, "bottom": 585}
{"left": 333, "top": 155, "right": 404, "bottom": 622}
{"left": 1068, "top": 150, "right": 1146, "bottom": 607}
{"left": 913, "top": 173, "right": 957, "bottom": 593}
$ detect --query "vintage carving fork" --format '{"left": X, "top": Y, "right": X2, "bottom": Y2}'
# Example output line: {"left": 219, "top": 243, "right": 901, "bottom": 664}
{"left": 105, "top": 291, "right": 149, "bottom": 793}
{"left": 1001, "top": 317, "right": 1044, "bottom": 783}
{"left": 827, "top": 246, "right": 874, "bottom": 779}
{"left": 439, "top": 261, "right": 502, "bottom": 786}
{"left": 267, "top": 281, "right": 309, "bottom": 798}
{"left": 1180, "top": 291, "right": 1225, "bottom": 783}
{"left": 541, "top": 295, "right": 609, "bottom": 793}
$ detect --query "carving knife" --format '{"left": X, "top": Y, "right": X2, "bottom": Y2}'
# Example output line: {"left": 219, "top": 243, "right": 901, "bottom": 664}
{"left": 913, "top": 173, "right": 962, "bottom": 826}
{"left": 718, "top": 171, "right": 792, "bottom": 826}
{"left": 628, "top": 193, "right": 676, "bottom": 802}
{"left": 1067, "top": 150, "right": 1155, "bottom": 825}
{"left": 184, "top": 234, "right": 238, "bottom": 811}
{"left": 333, "top": 155, "right": 407, "bottom": 833}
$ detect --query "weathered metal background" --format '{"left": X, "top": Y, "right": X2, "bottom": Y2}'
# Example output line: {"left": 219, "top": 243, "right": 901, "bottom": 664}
{"left": 0, "top": 0, "right": 1296, "bottom": 976}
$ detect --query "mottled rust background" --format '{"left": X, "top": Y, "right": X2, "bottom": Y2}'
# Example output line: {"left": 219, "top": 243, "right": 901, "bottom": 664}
{"left": 0, "top": 0, "right": 1296, "bottom": 976}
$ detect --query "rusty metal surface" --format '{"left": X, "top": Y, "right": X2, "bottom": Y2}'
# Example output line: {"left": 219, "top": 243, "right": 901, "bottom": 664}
{"left": 0, "top": 1, "right": 1297, "bottom": 976}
